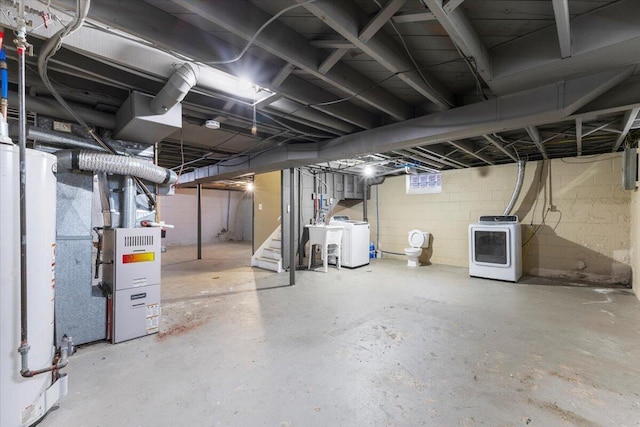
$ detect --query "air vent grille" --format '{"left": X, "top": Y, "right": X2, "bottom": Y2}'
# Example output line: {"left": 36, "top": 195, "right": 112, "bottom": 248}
{"left": 124, "top": 235, "right": 154, "bottom": 247}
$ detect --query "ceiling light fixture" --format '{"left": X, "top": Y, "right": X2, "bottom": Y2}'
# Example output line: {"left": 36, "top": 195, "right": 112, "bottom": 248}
{"left": 204, "top": 68, "right": 274, "bottom": 105}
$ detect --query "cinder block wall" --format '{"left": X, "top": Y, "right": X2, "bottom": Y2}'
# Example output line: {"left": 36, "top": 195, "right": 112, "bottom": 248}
{"left": 368, "top": 153, "right": 632, "bottom": 284}
{"left": 630, "top": 185, "right": 640, "bottom": 301}
{"left": 158, "top": 188, "right": 252, "bottom": 245}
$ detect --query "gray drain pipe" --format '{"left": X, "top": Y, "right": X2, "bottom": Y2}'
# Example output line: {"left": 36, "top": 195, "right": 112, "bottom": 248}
{"left": 503, "top": 160, "right": 526, "bottom": 216}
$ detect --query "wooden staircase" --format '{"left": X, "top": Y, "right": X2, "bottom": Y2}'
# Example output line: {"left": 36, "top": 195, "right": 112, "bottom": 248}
{"left": 251, "top": 225, "right": 284, "bottom": 273}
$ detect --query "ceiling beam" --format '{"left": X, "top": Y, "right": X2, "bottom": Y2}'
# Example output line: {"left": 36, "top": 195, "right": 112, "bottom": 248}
{"left": 482, "top": 134, "right": 518, "bottom": 162}
{"left": 318, "top": 48, "right": 350, "bottom": 75}
{"left": 174, "top": 0, "right": 412, "bottom": 120}
{"left": 46, "top": 0, "right": 379, "bottom": 131}
{"left": 359, "top": 0, "right": 407, "bottom": 43}
{"left": 413, "top": 146, "right": 469, "bottom": 168}
{"left": 270, "top": 63, "right": 295, "bottom": 88}
{"left": 575, "top": 118, "right": 582, "bottom": 156}
{"left": 405, "top": 147, "right": 464, "bottom": 169}
{"left": 583, "top": 122, "right": 615, "bottom": 137}
{"left": 447, "top": 141, "right": 495, "bottom": 165}
{"left": 309, "top": 39, "right": 355, "bottom": 49}
{"left": 392, "top": 12, "right": 436, "bottom": 24}
{"left": 443, "top": 0, "right": 465, "bottom": 14}
{"left": 298, "top": 0, "right": 453, "bottom": 109}
{"left": 552, "top": 0, "right": 572, "bottom": 58}
{"left": 422, "top": 0, "right": 492, "bottom": 84}
{"left": 525, "top": 126, "right": 549, "bottom": 160}
{"left": 491, "top": 0, "right": 640, "bottom": 95}
{"left": 179, "top": 68, "right": 634, "bottom": 183}
{"left": 612, "top": 107, "right": 640, "bottom": 152}
{"left": 392, "top": 150, "right": 445, "bottom": 169}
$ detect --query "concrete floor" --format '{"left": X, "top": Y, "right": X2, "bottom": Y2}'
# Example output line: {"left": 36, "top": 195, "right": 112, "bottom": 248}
{"left": 39, "top": 241, "right": 640, "bottom": 427}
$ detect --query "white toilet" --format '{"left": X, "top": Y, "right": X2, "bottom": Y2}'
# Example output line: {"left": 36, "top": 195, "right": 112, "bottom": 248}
{"left": 404, "top": 230, "right": 430, "bottom": 267}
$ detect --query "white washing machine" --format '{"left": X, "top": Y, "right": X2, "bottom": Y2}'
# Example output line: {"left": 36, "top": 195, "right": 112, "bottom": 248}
{"left": 469, "top": 215, "right": 522, "bottom": 282}
{"left": 329, "top": 216, "right": 370, "bottom": 268}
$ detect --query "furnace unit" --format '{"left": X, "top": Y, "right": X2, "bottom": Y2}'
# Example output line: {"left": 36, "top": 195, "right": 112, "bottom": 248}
{"left": 102, "top": 228, "right": 161, "bottom": 343}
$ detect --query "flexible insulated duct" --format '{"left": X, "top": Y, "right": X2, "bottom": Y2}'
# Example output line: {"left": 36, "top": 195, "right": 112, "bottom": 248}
{"left": 503, "top": 160, "right": 526, "bottom": 216}
{"left": 56, "top": 150, "right": 177, "bottom": 185}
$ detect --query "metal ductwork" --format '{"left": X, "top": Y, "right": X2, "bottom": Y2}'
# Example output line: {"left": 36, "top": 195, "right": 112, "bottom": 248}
{"left": 150, "top": 63, "right": 199, "bottom": 114}
{"left": 56, "top": 149, "right": 178, "bottom": 185}
{"left": 8, "top": 91, "right": 116, "bottom": 129}
{"left": 19, "top": 125, "right": 153, "bottom": 157}
{"left": 115, "top": 63, "right": 200, "bottom": 144}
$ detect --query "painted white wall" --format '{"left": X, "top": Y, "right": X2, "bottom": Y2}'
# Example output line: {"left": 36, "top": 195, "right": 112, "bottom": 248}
{"left": 158, "top": 188, "right": 252, "bottom": 245}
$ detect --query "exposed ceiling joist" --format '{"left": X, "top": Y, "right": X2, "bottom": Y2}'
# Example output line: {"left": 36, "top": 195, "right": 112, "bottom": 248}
{"left": 391, "top": 12, "right": 436, "bottom": 24}
{"left": 612, "top": 107, "right": 640, "bottom": 152}
{"left": 525, "top": 126, "right": 549, "bottom": 160}
{"left": 178, "top": 67, "right": 635, "bottom": 183}
{"left": 174, "top": 0, "right": 413, "bottom": 120}
{"left": 552, "top": 0, "right": 572, "bottom": 58}
{"left": 491, "top": 0, "right": 640, "bottom": 95}
{"left": 448, "top": 141, "right": 494, "bottom": 165}
{"left": 318, "top": 48, "right": 350, "bottom": 75}
{"left": 393, "top": 150, "right": 445, "bottom": 169}
{"left": 482, "top": 135, "right": 518, "bottom": 162}
{"left": 422, "top": 0, "right": 492, "bottom": 84}
{"left": 414, "top": 146, "right": 469, "bottom": 168}
{"left": 309, "top": 39, "right": 355, "bottom": 49}
{"left": 359, "top": 0, "right": 406, "bottom": 43}
{"left": 583, "top": 122, "right": 615, "bottom": 137}
{"left": 299, "top": 0, "right": 453, "bottom": 109}
{"left": 443, "top": 0, "right": 465, "bottom": 14}
{"left": 405, "top": 147, "right": 463, "bottom": 169}
{"left": 270, "top": 63, "right": 295, "bottom": 88}
{"left": 48, "top": 0, "right": 379, "bottom": 131}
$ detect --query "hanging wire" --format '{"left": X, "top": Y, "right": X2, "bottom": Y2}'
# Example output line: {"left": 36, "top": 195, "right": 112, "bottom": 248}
{"left": 203, "top": 0, "right": 319, "bottom": 65}
{"left": 372, "top": 0, "right": 454, "bottom": 108}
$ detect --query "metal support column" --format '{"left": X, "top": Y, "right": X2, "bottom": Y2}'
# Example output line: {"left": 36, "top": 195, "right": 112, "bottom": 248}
{"left": 289, "top": 168, "right": 296, "bottom": 286}
{"left": 197, "top": 184, "right": 202, "bottom": 260}
{"left": 363, "top": 181, "right": 368, "bottom": 222}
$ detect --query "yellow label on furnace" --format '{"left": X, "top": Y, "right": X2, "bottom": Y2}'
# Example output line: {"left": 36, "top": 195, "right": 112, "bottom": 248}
{"left": 122, "top": 252, "right": 155, "bottom": 264}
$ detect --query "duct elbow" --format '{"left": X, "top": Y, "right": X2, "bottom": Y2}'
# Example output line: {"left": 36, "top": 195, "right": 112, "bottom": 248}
{"left": 150, "top": 63, "right": 199, "bottom": 115}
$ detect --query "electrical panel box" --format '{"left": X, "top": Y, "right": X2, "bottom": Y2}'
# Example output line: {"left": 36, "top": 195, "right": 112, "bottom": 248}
{"left": 102, "top": 228, "right": 161, "bottom": 343}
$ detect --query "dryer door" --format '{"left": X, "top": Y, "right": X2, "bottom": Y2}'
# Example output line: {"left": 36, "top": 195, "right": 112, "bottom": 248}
{"left": 471, "top": 226, "right": 511, "bottom": 267}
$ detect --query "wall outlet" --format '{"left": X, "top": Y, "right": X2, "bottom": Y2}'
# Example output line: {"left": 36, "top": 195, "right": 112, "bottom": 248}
{"left": 258, "top": 203, "right": 263, "bottom": 211}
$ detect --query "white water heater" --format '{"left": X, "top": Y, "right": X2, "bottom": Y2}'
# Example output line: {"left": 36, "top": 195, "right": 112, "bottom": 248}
{"left": 0, "top": 144, "right": 68, "bottom": 426}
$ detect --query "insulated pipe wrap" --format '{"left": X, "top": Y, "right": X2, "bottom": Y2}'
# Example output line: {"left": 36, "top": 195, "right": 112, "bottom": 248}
{"left": 57, "top": 150, "right": 177, "bottom": 184}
